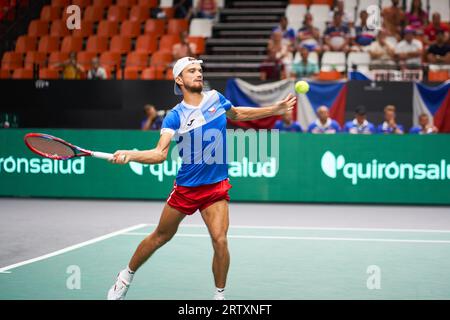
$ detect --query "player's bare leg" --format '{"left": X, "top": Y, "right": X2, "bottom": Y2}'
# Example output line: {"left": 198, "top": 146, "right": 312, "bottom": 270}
{"left": 129, "top": 204, "right": 186, "bottom": 271}
{"left": 107, "top": 204, "right": 185, "bottom": 300}
{"left": 200, "top": 199, "right": 230, "bottom": 300}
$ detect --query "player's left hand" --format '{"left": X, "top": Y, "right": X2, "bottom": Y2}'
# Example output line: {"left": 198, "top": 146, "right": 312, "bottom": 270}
{"left": 273, "top": 94, "right": 297, "bottom": 115}
{"left": 111, "top": 150, "right": 132, "bottom": 164}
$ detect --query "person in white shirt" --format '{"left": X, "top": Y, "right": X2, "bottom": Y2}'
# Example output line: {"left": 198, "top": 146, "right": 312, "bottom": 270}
{"left": 328, "top": 0, "right": 353, "bottom": 27}
{"left": 395, "top": 27, "right": 423, "bottom": 68}
{"left": 87, "top": 57, "right": 107, "bottom": 80}
{"left": 368, "top": 30, "right": 397, "bottom": 67}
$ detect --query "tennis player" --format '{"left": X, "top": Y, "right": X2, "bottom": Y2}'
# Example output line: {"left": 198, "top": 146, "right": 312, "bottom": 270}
{"left": 107, "top": 57, "right": 296, "bottom": 300}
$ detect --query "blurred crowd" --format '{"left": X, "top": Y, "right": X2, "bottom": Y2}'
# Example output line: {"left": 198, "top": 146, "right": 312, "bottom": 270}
{"left": 260, "top": 0, "right": 450, "bottom": 81}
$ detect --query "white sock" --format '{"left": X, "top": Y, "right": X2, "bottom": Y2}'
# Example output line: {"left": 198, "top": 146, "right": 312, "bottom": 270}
{"left": 119, "top": 266, "right": 135, "bottom": 284}
{"left": 216, "top": 287, "right": 225, "bottom": 295}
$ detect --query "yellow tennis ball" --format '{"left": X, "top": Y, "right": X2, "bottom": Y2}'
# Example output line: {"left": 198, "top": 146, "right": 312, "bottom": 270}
{"left": 295, "top": 81, "right": 309, "bottom": 94}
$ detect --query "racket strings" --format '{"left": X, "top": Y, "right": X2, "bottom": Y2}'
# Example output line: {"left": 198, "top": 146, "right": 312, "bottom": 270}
{"left": 26, "top": 137, "right": 75, "bottom": 159}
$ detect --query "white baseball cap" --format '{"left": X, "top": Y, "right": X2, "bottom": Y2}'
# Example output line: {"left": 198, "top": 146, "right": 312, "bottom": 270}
{"left": 172, "top": 57, "right": 203, "bottom": 95}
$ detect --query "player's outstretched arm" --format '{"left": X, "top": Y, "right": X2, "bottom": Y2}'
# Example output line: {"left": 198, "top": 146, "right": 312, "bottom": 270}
{"left": 226, "top": 94, "right": 296, "bottom": 121}
{"left": 110, "top": 132, "right": 173, "bottom": 165}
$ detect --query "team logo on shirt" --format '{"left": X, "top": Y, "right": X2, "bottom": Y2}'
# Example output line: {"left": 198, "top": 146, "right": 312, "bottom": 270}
{"left": 186, "top": 119, "right": 195, "bottom": 127}
{"left": 208, "top": 107, "right": 216, "bottom": 114}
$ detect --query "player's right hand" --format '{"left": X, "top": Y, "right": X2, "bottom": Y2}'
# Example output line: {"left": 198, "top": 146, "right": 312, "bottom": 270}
{"left": 111, "top": 150, "right": 131, "bottom": 164}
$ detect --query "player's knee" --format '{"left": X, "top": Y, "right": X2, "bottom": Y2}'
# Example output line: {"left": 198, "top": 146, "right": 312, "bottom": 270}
{"left": 154, "top": 229, "right": 175, "bottom": 246}
{"left": 211, "top": 235, "right": 228, "bottom": 250}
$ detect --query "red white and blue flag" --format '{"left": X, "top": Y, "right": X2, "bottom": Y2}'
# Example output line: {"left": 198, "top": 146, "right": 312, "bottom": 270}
{"left": 413, "top": 81, "right": 450, "bottom": 133}
{"left": 225, "top": 78, "right": 347, "bottom": 130}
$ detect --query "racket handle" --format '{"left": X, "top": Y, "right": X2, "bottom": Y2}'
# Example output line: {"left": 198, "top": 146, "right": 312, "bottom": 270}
{"left": 91, "top": 151, "right": 114, "bottom": 160}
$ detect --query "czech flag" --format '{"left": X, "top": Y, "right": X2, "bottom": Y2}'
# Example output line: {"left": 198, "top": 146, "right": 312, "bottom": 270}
{"left": 413, "top": 81, "right": 450, "bottom": 133}
{"left": 296, "top": 81, "right": 347, "bottom": 130}
{"left": 225, "top": 78, "right": 347, "bottom": 130}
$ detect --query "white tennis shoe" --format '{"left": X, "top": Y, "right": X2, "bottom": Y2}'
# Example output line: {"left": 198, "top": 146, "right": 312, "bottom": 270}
{"left": 107, "top": 274, "right": 130, "bottom": 300}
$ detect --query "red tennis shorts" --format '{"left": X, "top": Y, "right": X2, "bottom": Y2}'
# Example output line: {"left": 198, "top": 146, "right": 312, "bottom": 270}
{"left": 167, "top": 178, "right": 232, "bottom": 215}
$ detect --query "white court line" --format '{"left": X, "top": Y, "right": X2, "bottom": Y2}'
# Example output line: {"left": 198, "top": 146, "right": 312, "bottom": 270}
{"left": 0, "top": 224, "right": 147, "bottom": 274}
{"left": 145, "top": 223, "right": 450, "bottom": 234}
{"left": 122, "top": 232, "right": 450, "bottom": 244}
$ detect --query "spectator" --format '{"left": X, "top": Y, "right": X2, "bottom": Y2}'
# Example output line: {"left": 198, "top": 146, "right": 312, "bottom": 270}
{"left": 424, "top": 13, "right": 450, "bottom": 45}
{"left": 173, "top": 31, "right": 197, "bottom": 61}
{"left": 368, "top": 30, "right": 397, "bottom": 67}
{"left": 174, "top": 0, "right": 193, "bottom": 20}
{"left": 307, "top": 106, "right": 341, "bottom": 134}
{"left": 323, "top": 12, "right": 351, "bottom": 53}
{"left": 377, "top": 105, "right": 404, "bottom": 134}
{"left": 382, "top": 0, "right": 406, "bottom": 40}
{"left": 405, "top": 0, "right": 428, "bottom": 33}
{"left": 273, "top": 16, "right": 296, "bottom": 44}
{"left": 141, "top": 104, "right": 163, "bottom": 131}
{"left": 409, "top": 113, "right": 438, "bottom": 134}
{"left": 87, "top": 57, "right": 107, "bottom": 80}
{"left": 297, "top": 12, "right": 322, "bottom": 53}
{"left": 195, "top": 0, "right": 217, "bottom": 19}
{"left": 267, "top": 31, "right": 293, "bottom": 77}
{"left": 427, "top": 30, "right": 450, "bottom": 64}
{"left": 328, "top": 0, "right": 353, "bottom": 27}
{"left": 290, "top": 46, "right": 319, "bottom": 79}
{"left": 344, "top": 105, "right": 376, "bottom": 134}
{"left": 260, "top": 49, "right": 284, "bottom": 81}
{"left": 395, "top": 27, "right": 423, "bottom": 68}
{"left": 54, "top": 51, "right": 84, "bottom": 79}
{"left": 351, "top": 10, "right": 378, "bottom": 52}
{"left": 273, "top": 110, "right": 302, "bottom": 132}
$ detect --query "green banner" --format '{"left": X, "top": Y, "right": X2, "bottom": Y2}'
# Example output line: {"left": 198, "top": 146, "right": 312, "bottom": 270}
{"left": 1, "top": 129, "right": 449, "bottom": 205}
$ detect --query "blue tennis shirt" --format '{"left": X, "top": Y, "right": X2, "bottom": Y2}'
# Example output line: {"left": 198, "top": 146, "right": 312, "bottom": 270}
{"left": 161, "top": 90, "right": 233, "bottom": 187}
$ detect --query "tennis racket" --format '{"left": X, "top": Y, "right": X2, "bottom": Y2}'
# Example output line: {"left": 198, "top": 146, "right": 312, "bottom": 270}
{"left": 24, "top": 133, "right": 120, "bottom": 161}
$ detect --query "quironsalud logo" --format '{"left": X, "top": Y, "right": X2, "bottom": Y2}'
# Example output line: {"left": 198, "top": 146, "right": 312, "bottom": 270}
{"left": 321, "top": 151, "right": 450, "bottom": 185}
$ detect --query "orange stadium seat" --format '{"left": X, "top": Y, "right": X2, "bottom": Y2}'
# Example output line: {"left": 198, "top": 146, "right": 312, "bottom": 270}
{"left": 140, "top": 66, "right": 156, "bottom": 79}
{"left": 117, "top": 0, "right": 137, "bottom": 7}
{"left": 138, "top": 0, "right": 157, "bottom": 8}
{"left": 77, "top": 51, "right": 97, "bottom": 69}
{"left": 135, "top": 34, "right": 158, "bottom": 53}
{"left": 109, "top": 35, "right": 132, "bottom": 54}
{"left": 60, "top": 36, "right": 84, "bottom": 53}
{"left": 24, "top": 51, "right": 47, "bottom": 70}
{"left": 144, "top": 19, "right": 165, "bottom": 37}
{"left": 129, "top": 5, "right": 149, "bottom": 22}
{"left": 187, "top": 36, "right": 205, "bottom": 55}
{"left": 12, "top": 68, "right": 33, "bottom": 79}
{"left": 150, "top": 50, "right": 172, "bottom": 68}
{"left": 167, "top": 19, "right": 189, "bottom": 35}
{"left": 0, "top": 69, "right": 10, "bottom": 79}
{"left": 159, "top": 34, "right": 180, "bottom": 52}
{"left": 120, "top": 20, "right": 141, "bottom": 38}
{"left": 107, "top": 5, "right": 129, "bottom": 22}
{"left": 99, "top": 51, "right": 121, "bottom": 71}
{"left": 28, "top": 20, "right": 49, "bottom": 37}
{"left": 165, "top": 69, "right": 174, "bottom": 80}
{"left": 51, "top": 0, "right": 70, "bottom": 7}
{"left": 50, "top": 20, "right": 71, "bottom": 37}
{"left": 124, "top": 67, "right": 140, "bottom": 79}
{"left": 48, "top": 52, "right": 69, "bottom": 69}
{"left": 84, "top": 6, "right": 104, "bottom": 22}
{"left": 39, "top": 68, "right": 60, "bottom": 79}
{"left": 97, "top": 20, "right": 119, "bottom": 38}
{"left": 15, "top": 35, "right": 37, "bottom": 53}
{"left": 72, "top": 20, "right": 94, "bottom": 38}
{"left": 318, "top": 70, "right": 342, "bottom": 81}
{"left": 86, "top": 35, "right": 109, "bottom": 53}
{"left": 93, "top": 0, "right": 113, "bottom": 7}
{"left": 290, "top": 0, "right": 310, "bottom": 4}
{"left": 2, "top": 52, "right": 23, "bottom": 70}
{"left": 72, "top": 0, "right": 92, "bottom": 9}
{"left": 428, "top": 70, "right": 450, "bottom": 82}
{"left": 38, "top": 36, "right": 61, "bottom": 53}
{"left": 125, "top": 51, "right": 148, "bottom": 70}
{"left": 40, "top": 5, "right": 62, "bottom": 21}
